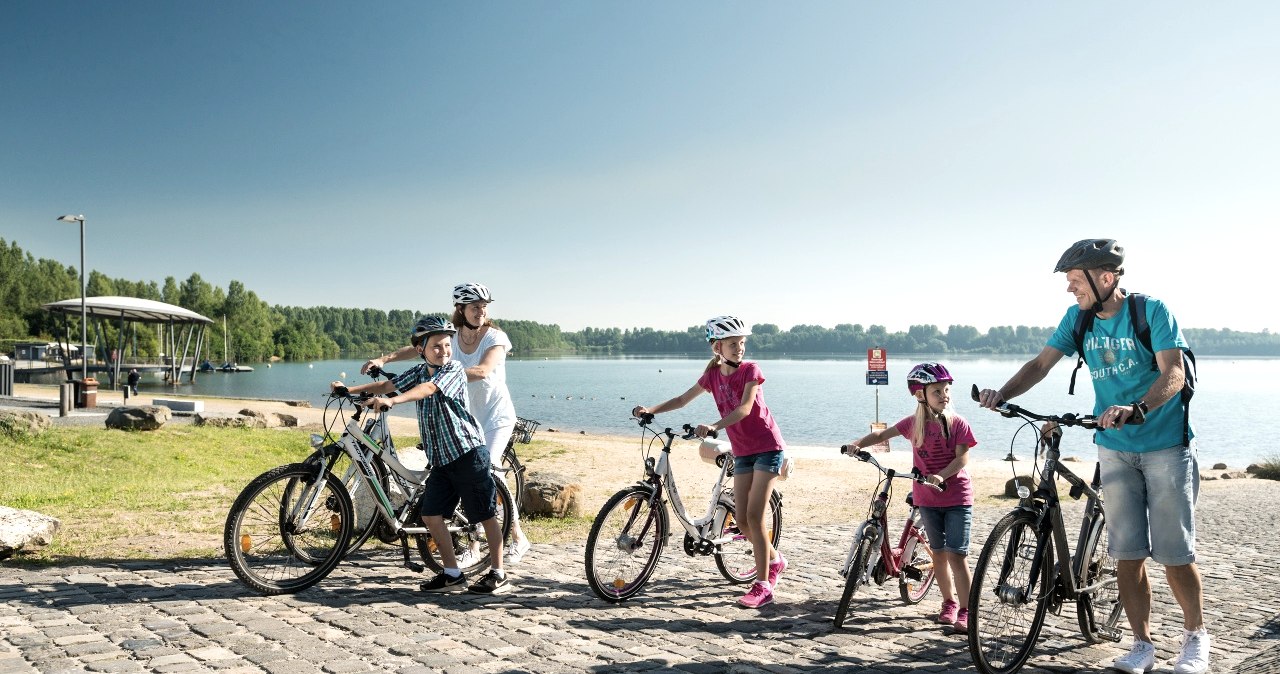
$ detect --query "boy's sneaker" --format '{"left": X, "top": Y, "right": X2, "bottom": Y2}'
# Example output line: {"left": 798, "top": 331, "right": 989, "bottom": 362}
{"left": 738, "top": 581, "right": 774, "bottom": 608}
{"left": 952, "top": 608, "right": 969, "bottom": 634}
{"left": 1112, "top": 640, "right": 1156, "bottom": 674}
{"left": 1174, "top": 629, "right": 1210, "bottom": 674}
{"left": 767, "top": 553, "right": 788, "bottom": 589}
{"left": 938, "top": 599, "right": 959, "bottom": 624}
{"left": 420, "top": 571, "right": 466, "bottom": 592}
{"left": 468, "top": 569, "right": 510, "bottom": 594}
{"left": 508, "top": 538, "right": 532, "bottom": 564}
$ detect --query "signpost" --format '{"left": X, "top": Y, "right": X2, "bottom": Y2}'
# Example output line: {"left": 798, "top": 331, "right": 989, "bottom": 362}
{"left": 865, "top": 348, "right": 891, "bottom": 452}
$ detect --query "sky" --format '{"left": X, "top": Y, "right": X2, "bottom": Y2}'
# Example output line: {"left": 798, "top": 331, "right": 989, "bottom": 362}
{"left": 2, "top": 2, "right": 1277, "bottom": 334}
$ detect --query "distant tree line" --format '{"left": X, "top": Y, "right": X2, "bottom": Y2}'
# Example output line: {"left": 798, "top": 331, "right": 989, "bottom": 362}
{"left": 3, "top": 237, "right": 1278, "bottom": 361}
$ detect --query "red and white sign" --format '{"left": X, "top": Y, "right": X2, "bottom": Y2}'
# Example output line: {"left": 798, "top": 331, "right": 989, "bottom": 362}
{"left": 867, "top": 348, "right": 887, "bottom": 371}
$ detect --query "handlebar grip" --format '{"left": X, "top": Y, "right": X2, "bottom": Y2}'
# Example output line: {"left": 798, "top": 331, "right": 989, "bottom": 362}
{"left": 971, "top": 384, "right": 980, "bottom": 402}
{"left": 682, "top": 423, "right": 717, "bottom": 439}
{"left": 637, "top": 412, "right": 655, "bottom": 423}
{"left": 333, "top": 385, "right": 349, "bottom": 397}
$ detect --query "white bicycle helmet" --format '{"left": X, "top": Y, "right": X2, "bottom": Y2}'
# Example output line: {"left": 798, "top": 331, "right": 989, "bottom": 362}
{"left": 705, "top": 315, "right": 751, "bottom": 342}
{"left": 452, "top": 282, "right": 493, "bottom": 305}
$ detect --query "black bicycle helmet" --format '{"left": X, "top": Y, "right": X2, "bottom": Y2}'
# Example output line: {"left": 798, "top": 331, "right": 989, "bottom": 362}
{"left": 410, "top": 316, "right": 456, "bottom": 344}
{"left": 1054, "top": 239, "right": 1125, "bottom": 273}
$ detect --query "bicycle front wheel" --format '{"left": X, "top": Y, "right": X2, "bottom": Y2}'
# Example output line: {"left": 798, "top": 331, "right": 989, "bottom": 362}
{"left": 224, "top": 463, "right": 352, "bottom": 595}
{"left": 1076, "top": 511, "right": 1123, "bottom": 642}
{"left": 898, "top": 528, "right": 936, "bottom": 604}
{"left": 416, "top": 473, "right": 513, "bottom": 575}
{"left": 313, "top": 447, "right": 383, "bottom": 556}
{"left": 834, "top": 533, "right": 875, "bottom": 628}
{"left": 714, "top": 488, "right": 783, "bottom": 584}
{"left": 585, "top": 486, "right": 667, "bottom": 602}
{"left": 968, "top": 510, "right": 1053, "bottom": 674}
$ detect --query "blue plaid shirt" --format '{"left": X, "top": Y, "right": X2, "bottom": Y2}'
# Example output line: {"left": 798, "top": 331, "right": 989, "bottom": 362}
{"left": 392, "top": 359, "right": 485, "bottom": 467}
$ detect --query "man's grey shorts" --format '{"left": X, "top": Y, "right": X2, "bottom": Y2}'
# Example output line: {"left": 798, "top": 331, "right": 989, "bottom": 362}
{"left": 1098, "top": 443, "right": 1199, "bottom": 566}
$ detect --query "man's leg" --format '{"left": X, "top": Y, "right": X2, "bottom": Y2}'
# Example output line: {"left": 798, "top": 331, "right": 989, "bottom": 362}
{"left": 1117, "top": 558, "right": 1154, "bottom": 643}
{"left": 1165, "top": 563, "right": 1205, "bottom": 630}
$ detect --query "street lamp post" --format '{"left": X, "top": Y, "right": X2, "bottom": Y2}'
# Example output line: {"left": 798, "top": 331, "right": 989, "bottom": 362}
{"left": 56, "top": 215, "right": 87, "bottom": 381}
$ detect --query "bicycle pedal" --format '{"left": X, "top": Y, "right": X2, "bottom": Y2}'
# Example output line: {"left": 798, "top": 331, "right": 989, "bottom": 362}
{"left": 902, "top": 565, "right": 923, "bottom": 581}
{"left": 404, "top": 562, "right": 424, "bottom": 573}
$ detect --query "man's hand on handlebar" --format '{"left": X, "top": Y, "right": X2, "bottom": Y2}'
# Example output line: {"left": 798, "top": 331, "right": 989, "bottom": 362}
{"left": 976, "top": 387, "right": 1005, "bottom": 410}
{"left": 1098, "top": 403, "right": 1142, "bottom": 430}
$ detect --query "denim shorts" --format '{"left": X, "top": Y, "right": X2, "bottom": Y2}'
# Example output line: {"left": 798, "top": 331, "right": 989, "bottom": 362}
{"left": 418, "top": 446, "right": 497, "bottom": 523}
{"left": 918, "top": 505, "right": 972, "bottom": 555}
{"left": 1098, "top": 443, "right": 1199, "bottom": 566}
{"left": 733, "top": 450, "right": 785, "bottom": 476}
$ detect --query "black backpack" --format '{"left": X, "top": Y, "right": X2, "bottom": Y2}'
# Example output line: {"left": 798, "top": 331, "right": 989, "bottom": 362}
{"left": 1068, "top": 292, "right": 1197, "bottom": 446}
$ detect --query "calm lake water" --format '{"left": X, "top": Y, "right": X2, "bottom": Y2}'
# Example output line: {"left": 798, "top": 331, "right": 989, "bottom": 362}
{"left": 99, "top": 354, "right": 1269, "bottom": 468}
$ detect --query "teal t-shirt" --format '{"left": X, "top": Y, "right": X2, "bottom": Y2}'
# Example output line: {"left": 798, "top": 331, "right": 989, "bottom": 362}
{"left": 1045, "top": 294, "right": 1194, "bottom": 452}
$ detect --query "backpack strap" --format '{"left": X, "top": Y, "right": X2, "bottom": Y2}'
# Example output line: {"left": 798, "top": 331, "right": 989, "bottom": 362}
{"left": 1130, "top": 291, "right": 1195, "bottom": 446}
{"left": 1068, "top": 309, "right": 1094, "bottom": 395}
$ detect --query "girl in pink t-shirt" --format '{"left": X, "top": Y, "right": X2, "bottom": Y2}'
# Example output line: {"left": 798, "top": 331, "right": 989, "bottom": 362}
{"left": 632, "top": 315, "right": 787, "bottom": 609}
{"left": 844, "top": 362, "right": 977, "bottom": 633}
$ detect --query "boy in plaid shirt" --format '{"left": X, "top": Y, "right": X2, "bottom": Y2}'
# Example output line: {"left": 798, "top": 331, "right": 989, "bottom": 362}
{"left": 336, "top": 316, "right": 508, "bottom": 594}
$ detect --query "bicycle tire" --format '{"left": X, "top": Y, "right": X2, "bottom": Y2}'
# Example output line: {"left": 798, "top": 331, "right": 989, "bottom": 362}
{"left": 834, "top": 534, "right": 875, "bottom": 628}
{"left": 968, "top": 510, "right": 1053, "bottom": 674}
{"left": 898, "top": 528, "right": 936, "bottom": 604}
{"left": 224, "top": 463, "right": 352, "bottom": 595}
{"left": 714, "top": 488, "right": 783, "bottom": 584}
{"left": 415, "top": 473, "right": 514, "bottom": 575}
{"left": 585, "top": 486, "right": 667, "bottom": 602}
{"left": 500, "top": 444, "right": 527, "bottom": 516}
{"left": 1076, "top": 511, "right": 1123, "bottom": 642}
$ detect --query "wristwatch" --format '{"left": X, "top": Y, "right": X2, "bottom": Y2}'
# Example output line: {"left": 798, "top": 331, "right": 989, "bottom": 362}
{"left": 1132, "top": 400, "right": 1149, "bottom": 416}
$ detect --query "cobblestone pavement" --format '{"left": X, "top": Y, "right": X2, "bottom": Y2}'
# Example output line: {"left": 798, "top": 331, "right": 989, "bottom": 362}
{"left": 2, "top": 479, "right": 1278, "bottom": 673}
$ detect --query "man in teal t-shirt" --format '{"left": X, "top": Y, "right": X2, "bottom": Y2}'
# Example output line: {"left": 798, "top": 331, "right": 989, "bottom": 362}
{"left": 977, "top": 239, "right": 1208, "bottom": 674}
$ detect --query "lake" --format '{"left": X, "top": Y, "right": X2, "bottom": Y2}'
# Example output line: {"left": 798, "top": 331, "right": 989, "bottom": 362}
{"left": 100, "top": 353, "right": 1269, "bottom": 469}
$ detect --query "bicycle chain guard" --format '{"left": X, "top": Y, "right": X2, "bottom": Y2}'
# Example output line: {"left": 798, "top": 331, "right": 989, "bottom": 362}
{"left": 683, "top": 532, "right": 716, "bottom": 556}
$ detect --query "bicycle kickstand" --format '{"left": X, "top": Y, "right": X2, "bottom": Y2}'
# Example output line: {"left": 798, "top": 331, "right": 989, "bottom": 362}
{"left": 399, "top": 533, "right": 425, "bottom": 573}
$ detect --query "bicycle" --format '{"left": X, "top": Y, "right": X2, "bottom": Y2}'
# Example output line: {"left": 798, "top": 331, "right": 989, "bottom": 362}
{"left": 223, "top": 382, "right": 514, "bottom": 595}
{"left": 498, "top": 416, "right": 538, "bottom": 515}
{"left": 966, "top": 384, "right": 1129, "bottom": 674}
{"left": 832, "top": 447, "right": 939, "bottom": 628}
{"left": 584, "top": 414, "right": 783, "bottom": 602}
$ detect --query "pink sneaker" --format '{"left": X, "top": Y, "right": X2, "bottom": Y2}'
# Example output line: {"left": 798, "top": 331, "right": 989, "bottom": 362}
{"left": 739, "top": 581, "right": 774, "bottom": 608}
{"left": 938, "top": 599, "right": 959, "bottom": 624}
{"left": 767, "top": 553, "right": 788, "bottom": 589}
{"left": 952, "top": 608, "right": 969, "bottom": 633}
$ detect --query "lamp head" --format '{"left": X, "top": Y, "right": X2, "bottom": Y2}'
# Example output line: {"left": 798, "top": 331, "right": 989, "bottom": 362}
{"left": 57, "top": 214, "right": 84, "bottom": 223}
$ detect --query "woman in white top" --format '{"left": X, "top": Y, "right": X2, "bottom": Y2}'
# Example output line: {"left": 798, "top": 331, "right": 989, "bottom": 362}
{"left": 365, "top": 282, "right": 532, "bottom": 562}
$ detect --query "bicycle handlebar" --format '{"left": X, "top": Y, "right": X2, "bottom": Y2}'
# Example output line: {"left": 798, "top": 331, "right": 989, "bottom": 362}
{"left": 631, "top": 414, "right": 718, "bottom": 441}
{"left": 839, "top": 445, "right": 944, "bottom": 491}
{"left": 969, "top": 384, "right": 1141, "bottom": 428}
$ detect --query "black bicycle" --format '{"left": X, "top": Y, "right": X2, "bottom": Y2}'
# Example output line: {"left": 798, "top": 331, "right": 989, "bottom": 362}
{"left": 967, "top": 385, "right": 1130, "bottom": 674}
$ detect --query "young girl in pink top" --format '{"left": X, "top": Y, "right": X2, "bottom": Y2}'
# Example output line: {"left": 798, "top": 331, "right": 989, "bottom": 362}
{"left": 632, "top": 315, "right": 788, "bottom": 608}
{"left": 844, "top": 362, "right": 977, "bottom": 632}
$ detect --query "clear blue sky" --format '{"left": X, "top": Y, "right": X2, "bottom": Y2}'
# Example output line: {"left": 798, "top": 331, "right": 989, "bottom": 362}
{"left": 3, "top": 2, "right": 1277, "bottom": 333}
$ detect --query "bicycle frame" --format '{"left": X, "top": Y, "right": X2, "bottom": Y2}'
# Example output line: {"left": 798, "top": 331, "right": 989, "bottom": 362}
{"left": 842, "top": 451, "right": 932, "bottom": 581}
{"left": 639, "top": 424, "right": 736, "bottom": 548}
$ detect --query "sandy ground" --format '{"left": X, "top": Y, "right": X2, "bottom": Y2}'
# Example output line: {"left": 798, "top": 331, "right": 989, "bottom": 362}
{"left": 8, "top": 383, "right": 1037, "bottom": 526}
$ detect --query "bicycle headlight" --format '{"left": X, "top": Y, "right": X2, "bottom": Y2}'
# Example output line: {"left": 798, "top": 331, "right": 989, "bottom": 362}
{"left": 310, "top": 433, "right": 325, "bottom": 449}
{"left": 1017, "top": 485, "right": 1032, "bottom": 499}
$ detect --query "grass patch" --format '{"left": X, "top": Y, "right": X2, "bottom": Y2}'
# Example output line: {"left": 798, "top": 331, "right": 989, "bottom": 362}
{"left": 2, "top": 426, "right": 314, "bottom": 564}
{"left": 1253, "top": 456, "right": 1280, "bottom": 481}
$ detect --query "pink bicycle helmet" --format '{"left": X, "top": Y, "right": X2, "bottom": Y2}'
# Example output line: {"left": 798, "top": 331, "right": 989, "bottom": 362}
{"left": 906, "top": 362, "right": 954, "bottom": 394}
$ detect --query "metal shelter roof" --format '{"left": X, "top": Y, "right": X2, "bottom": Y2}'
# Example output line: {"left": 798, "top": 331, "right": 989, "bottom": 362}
{"left": 41, "top": 296, "right": 213, "bottom": 324}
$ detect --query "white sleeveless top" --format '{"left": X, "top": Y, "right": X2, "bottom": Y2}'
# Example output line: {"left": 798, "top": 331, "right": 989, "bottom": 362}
{"left": 451, "top": 327, "right": 517, "bottom": 432}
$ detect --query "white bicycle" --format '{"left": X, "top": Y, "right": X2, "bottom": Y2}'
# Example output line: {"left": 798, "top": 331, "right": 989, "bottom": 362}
{"left": 584, "top": 414, "right": 783, "bottom": 602}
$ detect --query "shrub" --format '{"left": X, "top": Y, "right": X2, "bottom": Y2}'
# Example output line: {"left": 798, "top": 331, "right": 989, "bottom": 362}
{"left": 1253, "top": 456, "right": 1280, "bottom": 481}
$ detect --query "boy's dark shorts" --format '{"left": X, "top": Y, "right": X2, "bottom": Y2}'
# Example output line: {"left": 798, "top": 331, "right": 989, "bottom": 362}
{"left": 418, "top": 446, "right": 497, "bottom": 523}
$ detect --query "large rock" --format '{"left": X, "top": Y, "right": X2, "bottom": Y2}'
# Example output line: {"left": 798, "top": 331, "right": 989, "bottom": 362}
{"left": 195, "top": 413, "right": 268, "bottom": 429}
{"left": 0, "top": 506, "right": 60, "bottom": 560}
{"left": 106, "top": 406, "right": 172, "bottom": 431}
{"left": 0, "top": 410, "right": 52, "bottom": 437}
{"left": 238, "top": 408, "right": 299, "bottom": 428}
{"left": 523, "top": 471, "right": 583, "bottom": 518}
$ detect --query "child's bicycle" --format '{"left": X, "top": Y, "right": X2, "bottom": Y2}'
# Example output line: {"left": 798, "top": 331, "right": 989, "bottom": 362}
{"left": 832, "top": 447, "right": 939, "bottom": 628}
{"left": 584, "top": 414, "right": 783, "bottom": 602}
{"left": 222, "top": 379, "right": 514, "bottom": 595}
{"left": 966, "top": 385, "right": 1127, "bottom": 674}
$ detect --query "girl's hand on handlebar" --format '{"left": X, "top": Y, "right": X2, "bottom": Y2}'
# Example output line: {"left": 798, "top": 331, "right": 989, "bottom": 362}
{"left": 631, "top": 405, "right": 650, "bottom": 418}
{"left": 361, "top": 358, "right": 385, "bottom": 375}
{"left": 694, "top": 423, "right": 717, "bottom": 439}
{"left": 330, "top": 381, "right": 349, "bottom": 397}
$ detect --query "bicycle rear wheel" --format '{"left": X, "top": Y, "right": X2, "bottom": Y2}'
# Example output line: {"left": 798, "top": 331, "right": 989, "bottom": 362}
{"left": 968, "top": 511, "right": 1053, "bottom": 674}
{"left": 1076, "top": 511, "right": 1123, "bottom": 643}
{"left": 898, "top": 528, "right": 936, "bottom": 604}
{"left": 585, "top": 486, "right": 667, "bottom": 602}
{"left": 834, "top": 533, "right": 875, "bottom": 628}
{"left": 416, "top": 473, "right": 513, "bottom": 575}
{"left": 714, "top": 488, "right": 783, "bottom": 583}
{"left": 500, "top": 444, "right": 527, "bottom": 516}
{"left": 224, "top": 463, "right": 352, "bottom": 595}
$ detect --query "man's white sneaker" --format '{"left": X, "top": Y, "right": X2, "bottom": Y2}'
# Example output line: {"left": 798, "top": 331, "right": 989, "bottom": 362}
{"left": 1174, "top": 629, "right": 1210, "bottom": 674}
{"left": 1112, "top": 640, "right": 1156, "bottom": 674}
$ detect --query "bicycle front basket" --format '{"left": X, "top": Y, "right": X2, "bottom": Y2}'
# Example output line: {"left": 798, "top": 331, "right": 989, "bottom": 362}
{"left": 514, "top": 417, "right": 541, "bottom": 444}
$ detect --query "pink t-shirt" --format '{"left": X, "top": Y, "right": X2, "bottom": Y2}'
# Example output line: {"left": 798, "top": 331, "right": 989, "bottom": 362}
{"left": 893, "top": 414, "right": 977, "bottom": 508}
{"left": 696, "top": 361, "right": 786, "bottom": 457}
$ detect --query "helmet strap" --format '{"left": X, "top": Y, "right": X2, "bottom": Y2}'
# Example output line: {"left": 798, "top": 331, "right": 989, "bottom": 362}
{"left": 722, "top": 358, "right": 741, "bottom": 369}
{"left": 1084, "top": 270, "right": 1114, "bottom": 313}
{"left": 461, "top": 320, "right": 481, "bottom": 331}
